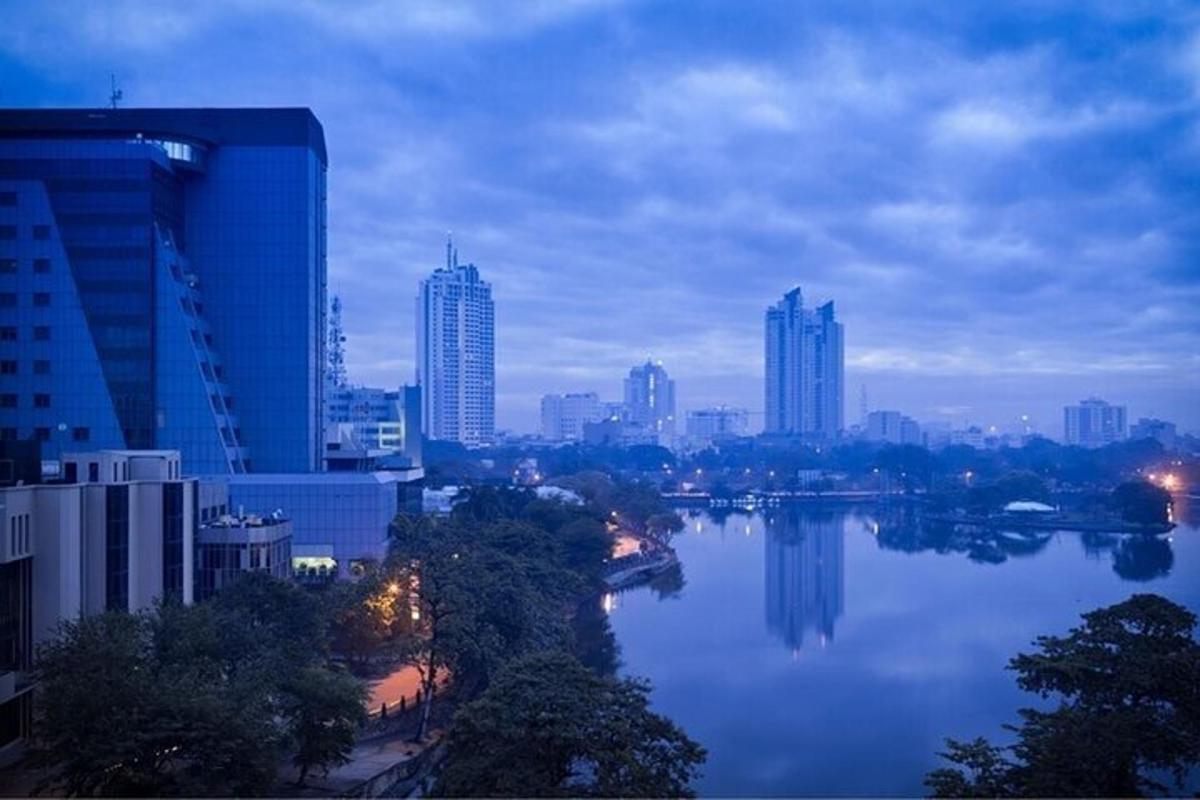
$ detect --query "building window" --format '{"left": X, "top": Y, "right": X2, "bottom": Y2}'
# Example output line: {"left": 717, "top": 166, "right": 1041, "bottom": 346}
{"left": 0, "top": 428, "right": 15, "bottom": 441}
{"left": 72, "top": 427, "right": 89, "bottom": 442}
{"left": 32, "top": 225, "right": 50, "bottom": 241}
{"left": 162, "top": 483, "right": 185, "bottom": 598}
{"left": 0, "top": 259, "right": 15, "bottom": 274}
{"left": 0, "top": 361, "right": 15, "bottom": 375}
{"left": 33, "top": 394, "right": 49, "bottom": 409}
{"left": 0, "top": 395, "right": 14, "bottom": 408}
{"left": 34, "top": 428, "right": 50, "bottom": 442}
{"left": 32, "top": 293, "right": 50, "bottom": 308}
{"left": 33, "top": 361, "right": 49, "bottom": 375}
{"left": 0, "top": 327, "right": 15, "bottom": 342}
{"left": 0, "top": 294, "right": 15, "bottom": 308}
{"left": 33, "top": 259, "right": 50, "bottom": 274}
{"left": 106, "top": 485, "right": 130, "bottom": 611}
{"left": 0, "top": 191, "right": 15, "bottom": 207}
{"left": 88, "top": 462, "right": 99, "bottom": 482}
{"left": 0, "top": 226, "right": 15, "bottom": 240}
{"left": 32, "top": 326, "right": 49, "bottom": 341}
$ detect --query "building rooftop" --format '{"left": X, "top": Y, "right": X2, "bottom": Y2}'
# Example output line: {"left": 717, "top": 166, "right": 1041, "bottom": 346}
{"left": 0, "top": 107, "right": 327, "bottom": 165}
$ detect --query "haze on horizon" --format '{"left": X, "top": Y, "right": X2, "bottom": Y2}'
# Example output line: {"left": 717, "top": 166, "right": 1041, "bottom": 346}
{"left": 2, "top": 0, "right": 1197, "bottom": 436}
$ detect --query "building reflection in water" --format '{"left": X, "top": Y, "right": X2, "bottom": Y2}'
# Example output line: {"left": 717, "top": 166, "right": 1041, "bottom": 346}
{"left": 764, "top": 509, "right": 845, "bottom": 651}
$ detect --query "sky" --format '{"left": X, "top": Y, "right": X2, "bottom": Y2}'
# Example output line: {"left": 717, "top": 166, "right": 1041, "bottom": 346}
{"left": 2, "top": 0, "right": 1198, "bottom": 436}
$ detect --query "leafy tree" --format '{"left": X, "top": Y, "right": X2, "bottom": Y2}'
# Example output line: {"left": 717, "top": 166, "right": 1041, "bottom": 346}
{"left": 1110, "top": 480, "right": 1172, "bottom": 525}
{"left": 284, "top": 666, "right": 368, "bottom": 786}
{"left": 927, "top": 594, "right": 1200, "bottom": 797}
{"left": 435, "top": 651, "right": 706, "bottom": 797}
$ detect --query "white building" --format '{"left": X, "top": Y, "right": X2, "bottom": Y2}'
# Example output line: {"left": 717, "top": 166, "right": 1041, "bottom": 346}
{"left": 1, "top": 448, "right": 205, "bottom": 760}
{"left": 765, "top": 288, "right": 844, "bottom": 439}
{"left": 685, "top": 407, "right": 749, "bottom": 444}
{"left": 540, "top": 392, "right": 602, "bottom": 442}
{"left": 865, "top": 410, "right": 922, "bottom": 445}
{"left": 325, "top": 384, "right": 422, "bottom": 467}
{"left": 416, "top": 242, "right": 495, "bottom": 446}
{"left": 1064, "top": 398, "right": 1127, "bottom": 448}
{"left": 624, "top": 361, "right": 676, "bottom": 446}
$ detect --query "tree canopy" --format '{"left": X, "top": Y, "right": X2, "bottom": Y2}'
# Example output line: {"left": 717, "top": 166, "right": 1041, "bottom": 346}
{"left": 434, "top": 651, "right": 706, "bottom": 798}
{"left": 926, "top": 594, "right": 1200, "bottom": 798}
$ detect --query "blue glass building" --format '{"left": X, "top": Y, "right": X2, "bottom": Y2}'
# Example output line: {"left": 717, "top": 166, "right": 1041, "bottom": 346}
{"left": 0, "top": 108, "right": 327, "bottom": 473}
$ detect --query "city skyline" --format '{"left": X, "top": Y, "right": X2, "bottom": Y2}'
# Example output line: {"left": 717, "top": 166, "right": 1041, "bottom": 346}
{"left": 4, "top": 3, "right": 1195, "bottom": 434}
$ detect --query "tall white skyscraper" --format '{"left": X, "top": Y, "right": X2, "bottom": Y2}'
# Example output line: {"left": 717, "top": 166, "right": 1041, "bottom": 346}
{"left": 624, "top": 361, "right": 676, "bottom": 445}
{"left": 765, "top": 288, "right": 844, "bottom": 438}
{"left": 416, "top": 241, "right": 495, "bottom": 445}
{"left": 1064, "top": 397, "right": 1127, "bottom": 447}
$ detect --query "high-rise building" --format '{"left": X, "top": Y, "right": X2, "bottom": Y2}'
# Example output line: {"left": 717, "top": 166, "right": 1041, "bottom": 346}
{"left": 0, "top": 108, "right": 328, "bottom": 473}
{"left": 624, "top": 361, "right": 676, "bottom": 445}
{"left": 540, "top": 392, "right": 601, "bottom": 442}
{"left": 416, "top": 242, "right": 494, "bottom": 446}
{"left": 764, "top": 288, "right": 844, "bottom": 439}
{"left": 764, "top": 509, "right": 844, "bottom": 651}
{"left": 1064, "top": 398, "right": 1127, "bottom": 448}
{"left": 865, "top": 410, "right": 922, "bottom": 445}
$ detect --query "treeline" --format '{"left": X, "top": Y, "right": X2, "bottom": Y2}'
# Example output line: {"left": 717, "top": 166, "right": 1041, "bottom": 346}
{"left": 331, "top": 482, "right": 704, "bottom": 796}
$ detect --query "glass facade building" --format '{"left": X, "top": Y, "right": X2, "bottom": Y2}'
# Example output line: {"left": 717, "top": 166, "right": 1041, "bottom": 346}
{"left": 0, "top": 109, "right": 328, "bottom": 473}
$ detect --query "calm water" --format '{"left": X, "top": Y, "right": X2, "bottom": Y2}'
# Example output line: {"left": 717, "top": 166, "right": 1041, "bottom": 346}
{"left": 604, "top": 502, "right": 1200, "bottom": 797}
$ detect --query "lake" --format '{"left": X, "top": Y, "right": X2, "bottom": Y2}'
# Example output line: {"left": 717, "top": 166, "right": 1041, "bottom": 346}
{"left": 603, "top": 501, "right": 1200, "bottom": 796}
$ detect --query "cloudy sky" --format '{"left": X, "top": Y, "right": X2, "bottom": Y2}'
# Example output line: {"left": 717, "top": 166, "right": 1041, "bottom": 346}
{"left": 2, "top": 0, "right": 1198, "bottom": 435}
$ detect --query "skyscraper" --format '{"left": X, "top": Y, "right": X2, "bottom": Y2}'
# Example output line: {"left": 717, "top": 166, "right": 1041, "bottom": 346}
{"left": 624, "top": 360, "right": 676, "bottom": 445}
{"left": 1064, "top": 397, "right": 1127, "bottom": 447}
{"left": 0, "top": 108, "right": 328, "bottom": 473}
{"left": 764, "top": 288, "right": 844, "bottom": 439}
{"left": 416, "top": 241, "right": 495, "bottom": 445}
{"left": 541, "top": 392, "right": 601, "bottom": 442}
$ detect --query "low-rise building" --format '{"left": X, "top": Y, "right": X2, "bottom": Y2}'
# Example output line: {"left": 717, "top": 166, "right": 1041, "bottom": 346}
{"left": 196, "top": 511, "right": 293, "bottom": 603}
{"left": 1130, "top": 417, "right": 1177, "bottom": 450}
{"left": 865, "top": 411, "right": 922, "bottom": 446}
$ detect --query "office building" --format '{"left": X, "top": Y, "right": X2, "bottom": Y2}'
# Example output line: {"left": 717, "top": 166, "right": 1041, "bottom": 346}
{"left": 865, "top": 410, "right": 922, "bottom": 446}
{"left": 764, "top": 288, "right": 844, "bottom": 439}
{"left": 1130, "top": 418, "right": 1177, "bottom": 450}
{"left": 0, "top": 447, "right": 200, "bottom": 758}
{"left": 624, "top": 361, "right": 676, "bottom": 446}
{"left": 196, "top": 511, "right": 293, "bottom": 603}
{"left": 416, "top": 242, "right": 494, "bottom": 446}
{"left": 1064, "top": 398, "right": 1127, "bottom": 448}
{"left": 540, "top": 392, "right": 601, "bottom": 442}
{"left": 225, "top": 467, "right": 422, "bottom": 580}
{"left": 685, "top": 406, "right": 749, "bottom": 444}
{"left": 325, "top": 384, "right": 422, "bottom": 467}
{"left": 0, "top": 108, "right": 328, "bottom": 473}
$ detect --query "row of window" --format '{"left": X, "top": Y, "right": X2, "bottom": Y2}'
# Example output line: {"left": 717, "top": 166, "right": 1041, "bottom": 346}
{"left": 0, "top": 361, "right": 52, "bottom": 375}
{"left": 0, "top": 293, "right": 52, "bottom": 307}
{"left": 0, "top": 225, "right": 52, "bottom": 240}
{"left": 0, "top": 258, "right": 51, "bottom": 273}
{"left": 0, "top": 427, "right": 89, "bottom": 442}
{"left": 0, "top": 392, "right": 55, "bottom": 407}
{"left": 7, "top": 512, "right": 30, "bottom": 558}
{"left": 0, "top": 326, "right": 51, "bottom": 342}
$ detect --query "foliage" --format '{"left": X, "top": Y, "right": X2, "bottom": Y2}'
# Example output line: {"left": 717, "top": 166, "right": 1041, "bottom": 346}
{"left": 926, "top": 594, "right": 1200, "bottom": 797}
{"left": 30, "top": 575, "right": 368, "bottom": 797}
{"left": 1109, "top": 480, "right": 1172, "bottom": 525}
{"left": 434, "top": 651, "right": 706, "bottom": 797}
{"left": 284, "top": 666, "right": 368, "bottom": 786}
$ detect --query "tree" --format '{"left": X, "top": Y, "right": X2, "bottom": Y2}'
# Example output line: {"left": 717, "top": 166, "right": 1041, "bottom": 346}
{"left": 284, "top": 666, "right": 368, "bottom": 786}
{"left": 927, "top": 594, "right": 1200, "bottom": 797}
{"left": 435, "top": 651, "right": 706, "bottom": 797}
{"left": 1110, "top": 480, "right": 1172, "bottom": 526}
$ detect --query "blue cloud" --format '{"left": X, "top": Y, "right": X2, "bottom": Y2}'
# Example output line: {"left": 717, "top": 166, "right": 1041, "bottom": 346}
{"left": 1, "top": 0, "right": 1196, "bottom": 434}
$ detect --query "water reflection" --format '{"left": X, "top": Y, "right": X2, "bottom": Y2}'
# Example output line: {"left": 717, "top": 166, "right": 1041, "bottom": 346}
{"left": 1082, "top": 531, "right": 1175, "bottom": 581}
{"left": 870, "top": 503, "right": 1053, "bottom": 564}
{"left": 764, "top": 510, "right": 844, "bottom": 650}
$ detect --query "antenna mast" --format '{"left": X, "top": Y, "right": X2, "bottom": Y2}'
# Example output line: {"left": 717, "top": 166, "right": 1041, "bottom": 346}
{"left": 109, "top": 74, "right": 123, "bottom": 109}
{"left": 328, "top": 295, "right": 347, "bottom": 389}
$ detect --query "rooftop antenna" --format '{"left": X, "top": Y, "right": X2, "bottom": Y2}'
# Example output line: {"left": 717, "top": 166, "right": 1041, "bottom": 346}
{"left": 859, "top": 384, "right": 868, "bottom": 424}
{"left": 109, "top": 74, "right": 123, "bottom": 109}
{"left": 327, "top": 295, "right": 347, "bottom": 389}
{"left": 445, "top": 232, "right": 453, "bottom": 269}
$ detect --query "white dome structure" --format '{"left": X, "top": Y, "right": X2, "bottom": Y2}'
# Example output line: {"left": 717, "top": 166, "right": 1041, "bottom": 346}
{"left": 1004, "top": 500, "right": 1056, "bottom": 513}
